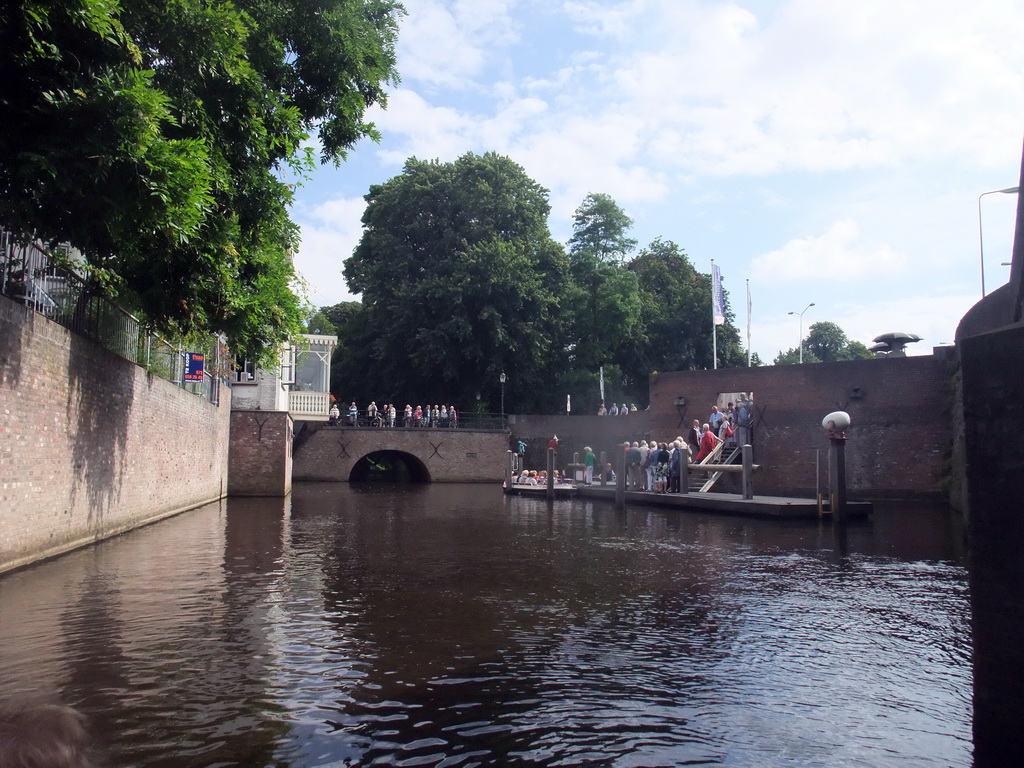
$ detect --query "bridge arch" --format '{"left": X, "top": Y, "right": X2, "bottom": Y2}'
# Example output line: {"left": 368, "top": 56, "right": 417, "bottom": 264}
{"left": 349, "top": 450, "right": 431, "bottom": 483}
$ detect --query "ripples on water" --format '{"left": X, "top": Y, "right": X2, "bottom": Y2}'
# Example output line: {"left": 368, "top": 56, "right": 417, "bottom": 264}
{"left": 0, "top": 485, "right": 970, "bottom": 767}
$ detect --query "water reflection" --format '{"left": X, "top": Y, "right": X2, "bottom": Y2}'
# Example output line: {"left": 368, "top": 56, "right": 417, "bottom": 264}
{"left": 0, "top": 486, "right": 971, "bottom": 767}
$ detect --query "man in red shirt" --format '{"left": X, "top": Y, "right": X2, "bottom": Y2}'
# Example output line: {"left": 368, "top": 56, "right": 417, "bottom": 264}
{"left": 695, "top": 423, "right": 718, "bottom": 462}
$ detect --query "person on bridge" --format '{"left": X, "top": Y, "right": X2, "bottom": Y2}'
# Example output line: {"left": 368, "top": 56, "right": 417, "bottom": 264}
{"left": 348, "top": 402, "right": 358, "bottom": 426}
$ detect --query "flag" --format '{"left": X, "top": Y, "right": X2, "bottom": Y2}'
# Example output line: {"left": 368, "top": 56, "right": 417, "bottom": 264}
{"left": 712, "top": 263, "right": 725, "bottom": 326}
{"left": 746, "top": 279, "right": 752, "bottom": 367}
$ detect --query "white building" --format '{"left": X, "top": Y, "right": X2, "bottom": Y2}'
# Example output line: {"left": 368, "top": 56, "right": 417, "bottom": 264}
{"left": 230, "top": 334, "right": 337, "bottom": 421}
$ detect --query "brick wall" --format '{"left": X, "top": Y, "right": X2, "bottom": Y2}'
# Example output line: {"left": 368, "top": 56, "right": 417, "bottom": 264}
{"left": 646, "top": 356, "right": 953, "bottom": 498}
{"left": 960, "top": 322, "right": 1024, "bottom": 758}
{"left": 228, "top": 411, "right": 292, "bottom": 496}
{"left": 0, "top": 296, "right": 230, "bottom": 574}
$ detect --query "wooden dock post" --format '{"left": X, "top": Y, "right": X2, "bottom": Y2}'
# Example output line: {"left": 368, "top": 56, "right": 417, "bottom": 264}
{"left": 505, "top": 450, "right": 514, "bottom": 492}
{"left": 741, "top": 444, "right": 754, "bottom": 499}
{"left": 615, "top": 447, "right": 626, "bottom": 509}
{"left": 546, "top": 448, "right": 555, "bottom": 501}
{"left": 829, "top": 437, "right": 847, "bottom": 522}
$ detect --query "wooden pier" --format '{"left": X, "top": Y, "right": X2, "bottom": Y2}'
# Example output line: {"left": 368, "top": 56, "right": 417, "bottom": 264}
{"left": 573, "top": 484, "right": 872, "bottom": 520}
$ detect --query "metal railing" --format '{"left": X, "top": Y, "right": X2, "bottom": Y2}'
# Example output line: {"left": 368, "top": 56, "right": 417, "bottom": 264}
{"left": 2, "top": 230, "right": 223, "bottom": 404}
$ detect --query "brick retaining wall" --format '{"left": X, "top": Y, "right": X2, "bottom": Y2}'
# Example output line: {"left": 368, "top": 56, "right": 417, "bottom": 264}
{"left": 646, "top": 356, "right": 952, "bottom": 498}
{"left": 509, "top": 356, "right": 952, "bottom": 499}
{"left": 228, "top": 411, "right": 292, "bottom": 496}
{"left": 0, "top": 296, "right": 230, "bottom": 573}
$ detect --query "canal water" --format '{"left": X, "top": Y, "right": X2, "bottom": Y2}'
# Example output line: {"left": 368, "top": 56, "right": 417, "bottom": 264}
{"left": 0, "top": 485, "right": 971, "bottom": 767}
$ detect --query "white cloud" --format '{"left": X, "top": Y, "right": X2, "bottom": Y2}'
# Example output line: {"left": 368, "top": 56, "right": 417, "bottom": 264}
{"left": 750, "top": 219, "right": 907, "bottom": 284}
{"left": 293, "top": 198, "right": 367, "bottom": 308}
{"left": 753, "top": 290, "right": 971, "bottom": 362}
{"left": 397, "top": 0, "right": 520, "bottom": 88}
{"left": 293, "top": 0, "right": 1024, "bottom": 345}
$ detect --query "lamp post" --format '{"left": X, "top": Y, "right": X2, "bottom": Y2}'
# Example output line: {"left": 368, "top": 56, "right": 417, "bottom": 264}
{"left": 978, "top": 186, "right": 1019, "bottom": 297}
{"left": 788, "top": 302, "right": 815, "bottom": 364}
{"left": 499, "top": 371, "right": 506, "bottom": 419}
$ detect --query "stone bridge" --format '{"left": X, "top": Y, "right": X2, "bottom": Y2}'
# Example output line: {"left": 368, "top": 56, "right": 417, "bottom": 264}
{"left": 293, "top": 424, "right": 509, "bottom": 483}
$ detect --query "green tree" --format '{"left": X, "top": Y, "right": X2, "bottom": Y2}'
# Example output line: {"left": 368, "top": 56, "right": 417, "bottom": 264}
{"left": 0, "top": 0, "right": 403, "bottom": 364}
{"left": 568, "top": 193, "right": 638, "bottom": 264}
{"left": 306, "top": 311, "right": 337, "bottom": 336}
{"left": 772, "top": 347, "right": 822, "bottom": 365}
{"left": 838, "top": 339, "right": 875, "bottom": 361}
{"left": 624, "top": 238, "right": 747, "bottom": 385}
{"left": 320, "top": 301, "right": 364, "bottom": 337}
{"left": 773, "top": 321, "right": 874, "bottom": 364}
{"left": 560, "top": 194, "right": 641, "bottom": 410}
{"left": 341, "top": 152, "right": 570, "bottom": 412}
{"left": 805, "top": 321, "right": 848, "bottom": 363}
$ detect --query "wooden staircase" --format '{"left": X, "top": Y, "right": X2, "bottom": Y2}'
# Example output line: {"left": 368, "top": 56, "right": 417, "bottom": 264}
{"left": 688, "top": 439, "right": 740, "bottom": 492}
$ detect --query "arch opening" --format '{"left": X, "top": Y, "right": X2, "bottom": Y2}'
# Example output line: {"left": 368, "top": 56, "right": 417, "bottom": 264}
{"left": 349, "top": 451, "right": 431, "bottom": 483}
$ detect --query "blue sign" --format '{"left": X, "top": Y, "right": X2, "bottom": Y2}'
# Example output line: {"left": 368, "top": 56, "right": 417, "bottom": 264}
{"left": 183, "top": 352, "right": 205, "bottom": 382}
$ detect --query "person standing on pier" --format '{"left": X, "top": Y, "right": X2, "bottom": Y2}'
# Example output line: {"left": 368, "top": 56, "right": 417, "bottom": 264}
{"left": 695, "top": 423, "right": 717, "bottom": 462}
{"left": 583, "top": 446, "right": 596, "bottom": 485}
{"left": 709, "top": 405, "right": 724, "bottom": 435}
{"left": 687, "top": 419, "right": 701, "bottom": 454}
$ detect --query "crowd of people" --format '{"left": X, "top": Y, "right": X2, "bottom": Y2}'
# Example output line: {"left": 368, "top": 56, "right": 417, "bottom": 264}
{"left": 525, "top": 393, "right": 754, "bottom": 495}
{"left": 328, "top": 401, "right": 459, "bottom": 428}
{"left": 511, "top": 469, "right": 570, "bottom": 485}
{"left": 596, "top": 402, "right": 639, "bottom": 415}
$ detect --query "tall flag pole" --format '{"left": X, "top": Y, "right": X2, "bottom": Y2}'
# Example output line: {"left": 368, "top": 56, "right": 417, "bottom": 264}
{"left": 712, "top": 260, "right": 725, "bottom": 369}
{"left": 746, "top": 278, "right": 752, "bottom": 367}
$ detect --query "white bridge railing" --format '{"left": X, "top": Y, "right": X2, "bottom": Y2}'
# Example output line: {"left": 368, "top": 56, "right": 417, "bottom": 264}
{"left": 289, "top": 391, "right": 331, "bottom": 421}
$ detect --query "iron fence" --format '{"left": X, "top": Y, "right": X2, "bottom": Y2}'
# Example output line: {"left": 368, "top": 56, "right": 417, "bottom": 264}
{"left": 1, "top": 230, "right": 224, "bottom": 404}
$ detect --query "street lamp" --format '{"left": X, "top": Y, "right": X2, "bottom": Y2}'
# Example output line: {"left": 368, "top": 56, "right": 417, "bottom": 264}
{"left": 788, "top": 302, "right": 815, "bottom": 364}
{"left": 978, "top": 186, "right": 1019, "bottom": 297}
{"left": 499, "top": 371, "right": 506, "bottom": 419}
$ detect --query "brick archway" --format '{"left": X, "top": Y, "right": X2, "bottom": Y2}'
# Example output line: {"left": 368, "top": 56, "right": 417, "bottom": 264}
{"left": 293, "top": 427, "right": 507, "bottom": 483}
{"left": 349, "top": 450, "right": 431, "bottom": 483}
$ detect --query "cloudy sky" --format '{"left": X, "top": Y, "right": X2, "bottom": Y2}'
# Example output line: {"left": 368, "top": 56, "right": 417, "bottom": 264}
{"left": 291, "top": 0, "right": 1024, "bottom": 362}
